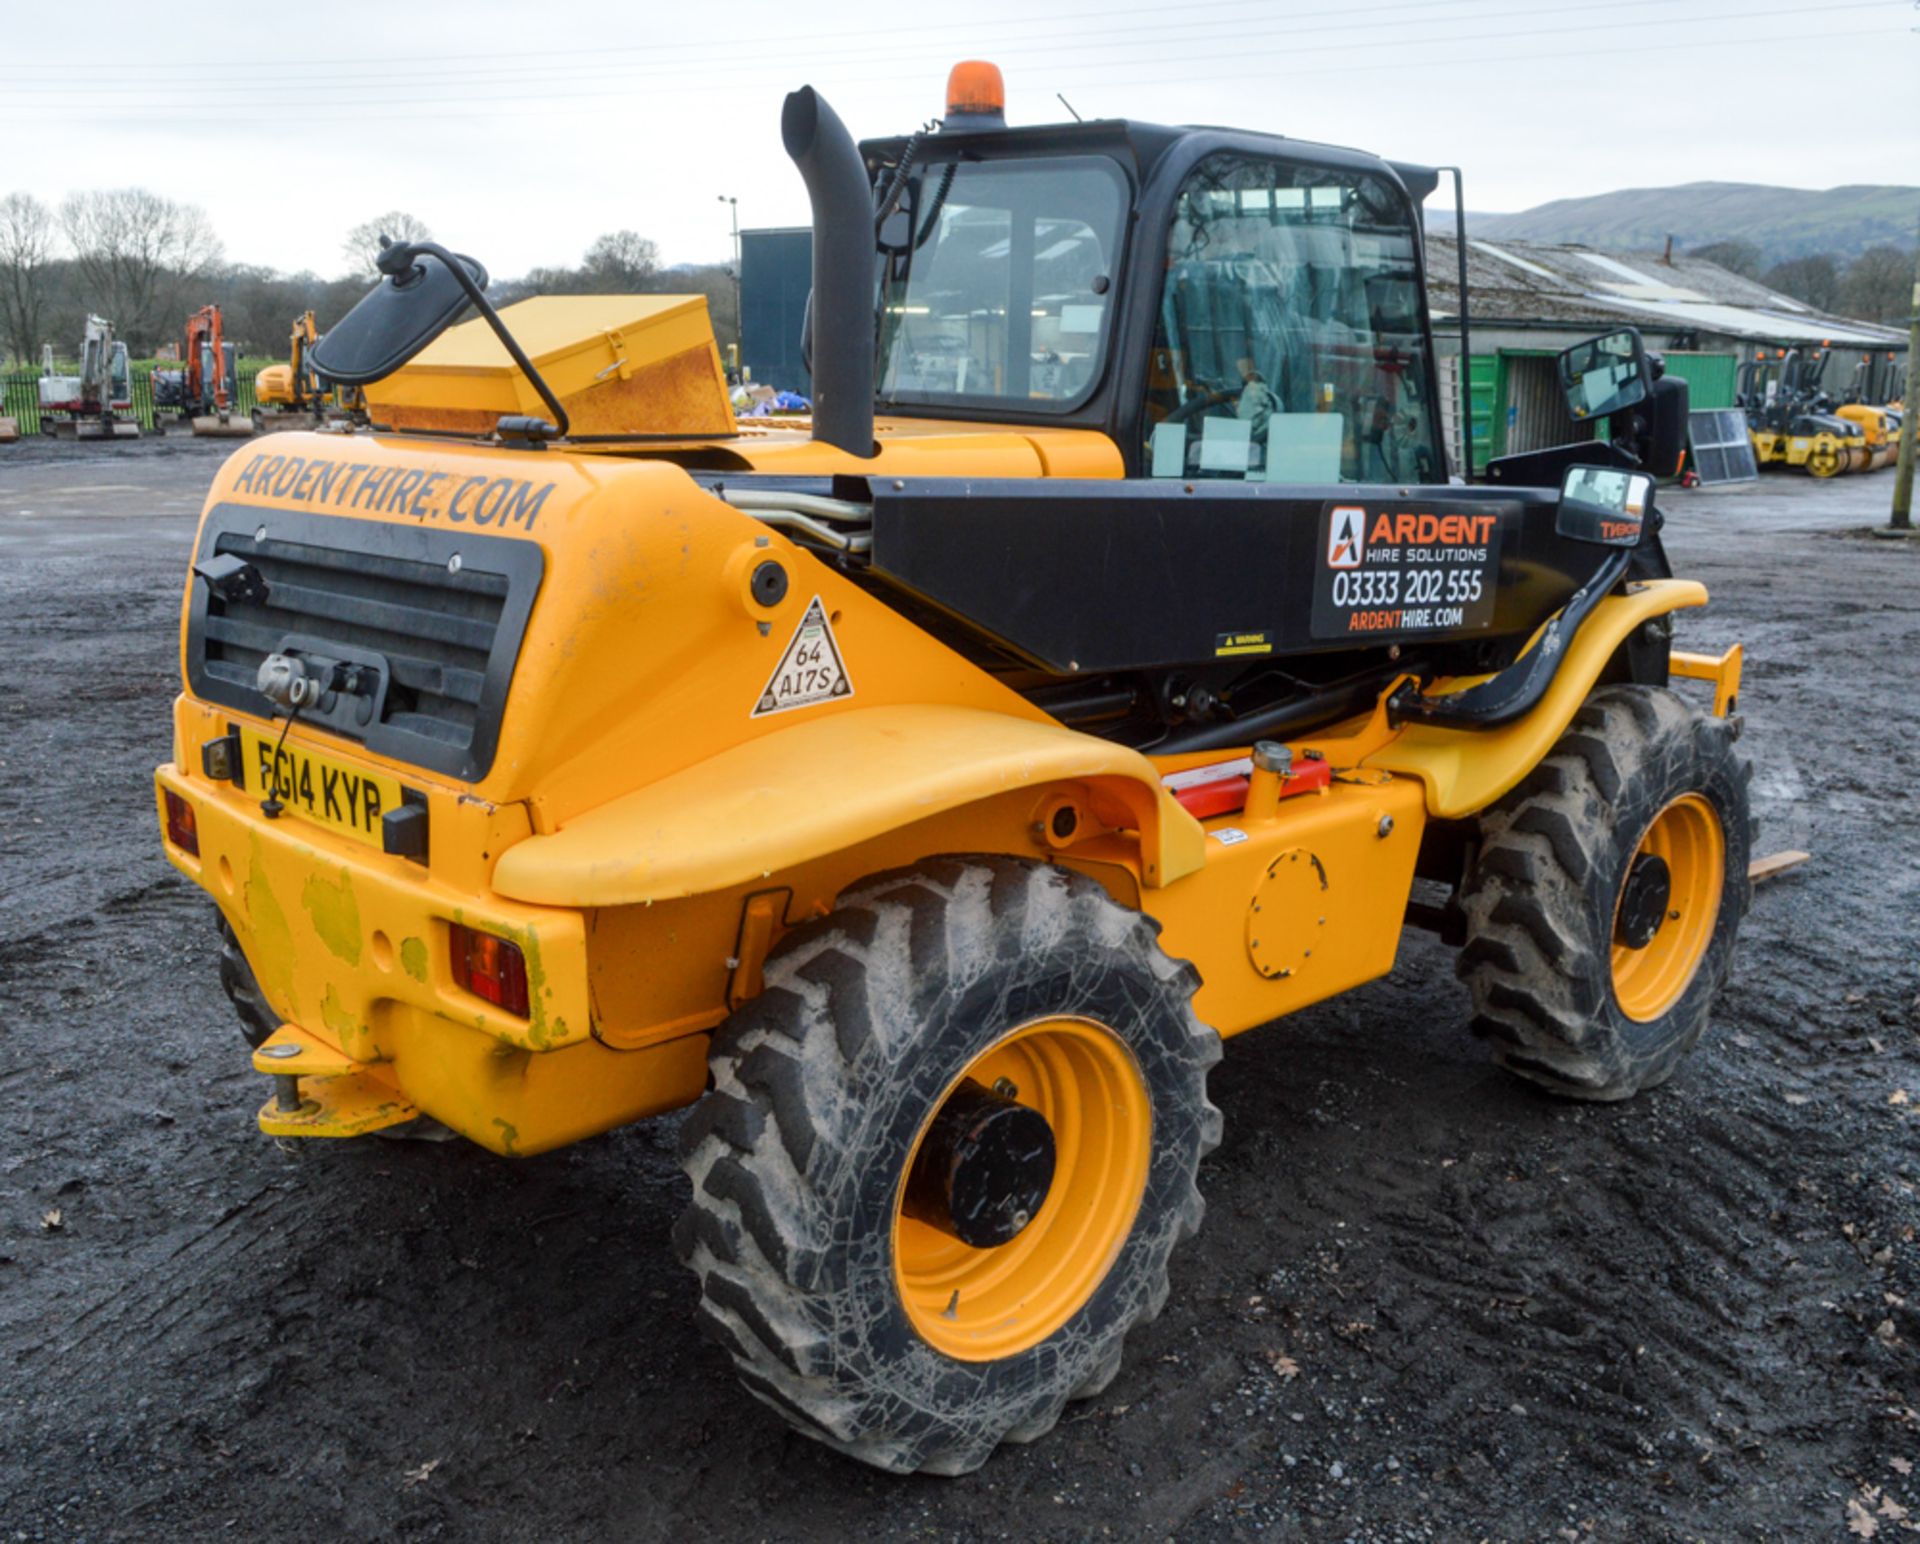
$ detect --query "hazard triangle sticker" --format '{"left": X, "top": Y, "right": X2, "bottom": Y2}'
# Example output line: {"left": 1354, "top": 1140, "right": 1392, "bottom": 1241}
{"left": 752, "top": 596, "right": 854, "bottom": 717}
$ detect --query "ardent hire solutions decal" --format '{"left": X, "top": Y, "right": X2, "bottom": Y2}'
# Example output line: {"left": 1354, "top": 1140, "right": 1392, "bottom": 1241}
{"left": 1311, "top": 501, "right": 1508, "bottom": 640}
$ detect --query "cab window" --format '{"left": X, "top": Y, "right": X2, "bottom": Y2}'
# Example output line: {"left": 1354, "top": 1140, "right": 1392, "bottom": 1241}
{"left": 877, "top": 155, "right": 1126, "bottom": 411}
{"left": 1144, "top": 153, "right": 1443, "bottom": 485}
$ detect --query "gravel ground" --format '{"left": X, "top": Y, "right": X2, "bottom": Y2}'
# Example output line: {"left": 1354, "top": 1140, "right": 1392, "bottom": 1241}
{"left": 2, "top": 437, "right": 1917, "bottom": 1542}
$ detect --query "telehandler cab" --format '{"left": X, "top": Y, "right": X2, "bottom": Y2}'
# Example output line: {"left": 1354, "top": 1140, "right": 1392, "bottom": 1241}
{"left": 156, "top": 63, "right": 1752, "bottom": 1474}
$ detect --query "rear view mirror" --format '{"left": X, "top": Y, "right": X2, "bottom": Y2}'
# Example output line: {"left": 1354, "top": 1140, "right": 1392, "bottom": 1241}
{"left": 309, "top": 242, "right": 489, "bottom": 387}
{"left": 1558, "top": 464, "right": 1653, "bottom": 546}
{"left": 1558, "top": 328, "right": 1650, "bottom": 422}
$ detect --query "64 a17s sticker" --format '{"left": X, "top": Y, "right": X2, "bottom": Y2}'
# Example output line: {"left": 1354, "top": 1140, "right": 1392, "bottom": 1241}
{"left": 752, "top": 596, "right": 853, "bottom": 717}
{"left": 1311, "top": 501, "right": 1510, "bottom": 641}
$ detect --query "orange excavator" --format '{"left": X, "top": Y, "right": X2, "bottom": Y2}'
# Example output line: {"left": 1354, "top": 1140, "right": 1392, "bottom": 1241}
{"left": 155, "top": 304, "right": 254, "bottom": 438}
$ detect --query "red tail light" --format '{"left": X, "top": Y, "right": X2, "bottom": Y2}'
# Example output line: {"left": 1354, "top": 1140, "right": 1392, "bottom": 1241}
{"left": 450, "top": 925, "right": 529, "bottom": 1017}
{"left": 163, "top": 789, "right": 200, "bottom": 856}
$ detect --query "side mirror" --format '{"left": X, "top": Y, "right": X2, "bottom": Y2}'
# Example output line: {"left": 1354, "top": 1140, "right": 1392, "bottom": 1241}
{"left": 309, "top": 240, "right": 489, "bottom": 387}
{"left": 1558, "top": 464, "right": 1653, "bottom": 546}
{"left": 1558, "top": 328, "right": 1650, "bottom": 422}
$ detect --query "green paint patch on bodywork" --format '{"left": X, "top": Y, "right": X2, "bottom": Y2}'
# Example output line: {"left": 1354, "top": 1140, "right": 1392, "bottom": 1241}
{"left": 320, "top": 982, "right": 358, "bottom": 1041}
{"left": 244, "top": 836, "right": 299, "bottom": 1021}
{"left": 302, "top": 868, "right": 363, "bottom": 965}
{"left": 491, "top": 1118, "right": 521, "bottom": 1156}
{"left": 400, "top": 935, "right": 429, "bottom": 983}
{"left": 515, "top": 924, "right": 554, "bottom": 1049}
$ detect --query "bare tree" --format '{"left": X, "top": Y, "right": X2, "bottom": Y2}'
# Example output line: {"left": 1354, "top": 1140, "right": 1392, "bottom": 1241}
{"left": 341, "top": 211, "right": 433, "bottom": 279}
{"left": 60, "top": 188, "right": 221, "bottom": 350}
{"left": 0, "top": 192, "right": 57, "bottom": 368}
{"left": 1761, "top": 254, "right": 1841, "bottom": 313}
{"left": 582, "top": 230, "right": 661, "bottom": 290}
{"left": 1839, "top": 246, "right": 1914, "bottom": 324}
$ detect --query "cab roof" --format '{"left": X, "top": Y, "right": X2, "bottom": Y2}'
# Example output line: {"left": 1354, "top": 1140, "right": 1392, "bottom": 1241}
{"left": 860, "top": 118, "right": 1439, "bottom": 205}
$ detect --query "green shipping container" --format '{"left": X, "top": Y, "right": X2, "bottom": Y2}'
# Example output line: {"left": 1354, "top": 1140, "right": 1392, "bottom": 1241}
{"left": 1467, "top": 354, "right": 1494, "bottom": 473}
{"left": 1654, "top": 352, "right": 1738, "bottom": 410}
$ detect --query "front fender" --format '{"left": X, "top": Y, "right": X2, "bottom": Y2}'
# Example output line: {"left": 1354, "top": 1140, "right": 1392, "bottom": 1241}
{"left": 1366, "top": 578, "right": 1712, "bottom": 819}
{"left": 489, "top": 704, "right": 1207, "bottom": 906}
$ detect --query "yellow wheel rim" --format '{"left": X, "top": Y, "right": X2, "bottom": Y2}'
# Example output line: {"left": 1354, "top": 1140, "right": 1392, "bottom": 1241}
{"left": 1611, "top": 793, "right": 1725, "bottom": 1023}
{"left": 892, "top": 1016, "right": 1151, "bottom": 1362}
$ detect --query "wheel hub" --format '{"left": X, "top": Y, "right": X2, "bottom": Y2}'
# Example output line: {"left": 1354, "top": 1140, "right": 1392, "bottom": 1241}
{"left": 903, "top": 1078, "right": 1056, "bottom": 1248}
{"left": 1615, "top": 852, "right": 1672, "bottom": 949}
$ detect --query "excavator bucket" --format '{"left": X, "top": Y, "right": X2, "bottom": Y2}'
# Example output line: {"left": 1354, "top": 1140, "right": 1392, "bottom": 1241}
{"left": 64, "top": 418, "right": 140, "bottom": 440}
{"left": 249, "top": 407, "right": 327, "bottom": 435}
{"left": 190, "top": 411, "right": 255, "bottom": 439}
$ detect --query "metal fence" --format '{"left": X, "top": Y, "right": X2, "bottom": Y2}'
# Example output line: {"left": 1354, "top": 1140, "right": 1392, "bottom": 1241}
{"left": 2, "top": 367, "right": 260, "bottom": 435}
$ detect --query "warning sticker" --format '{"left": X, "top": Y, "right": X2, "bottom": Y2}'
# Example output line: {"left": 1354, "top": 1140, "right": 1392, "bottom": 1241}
{"left": 1214, "top": 629, "right": 1274, "bottom": 658}
{"left": 752, "top": 596, "right": 853, "bottom": 717}
{"left": 1310, "top": 500, "right": 1508, "bottom": 641}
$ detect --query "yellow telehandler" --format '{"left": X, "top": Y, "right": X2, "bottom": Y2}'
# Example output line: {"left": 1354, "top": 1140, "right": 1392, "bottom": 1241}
{"left": 155, "top": 63, "right": 1751, "bottom": 1474}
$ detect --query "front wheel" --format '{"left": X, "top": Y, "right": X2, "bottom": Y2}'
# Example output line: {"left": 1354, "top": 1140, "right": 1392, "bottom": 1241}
{"left": 1457, "top": 686, "right": 1753, "bottom": 1100}
{"left": 674, "top": 856, "right": 1221, "bottom": 1474}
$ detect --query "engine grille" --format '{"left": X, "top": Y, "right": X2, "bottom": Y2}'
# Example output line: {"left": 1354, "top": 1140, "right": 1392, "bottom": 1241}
{"left": 186, "top": 503, "right": 544, "bottom": 782}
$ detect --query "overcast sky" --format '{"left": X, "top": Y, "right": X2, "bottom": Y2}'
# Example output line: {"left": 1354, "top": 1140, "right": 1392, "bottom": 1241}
{"left": 9, "top": 0, "right": 1918, "bottom": 279}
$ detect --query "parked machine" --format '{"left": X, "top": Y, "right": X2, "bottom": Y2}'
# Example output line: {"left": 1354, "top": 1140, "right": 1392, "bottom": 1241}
{"left": 38, "top": 318, "right": 138, "bottom": 439}
{"left": 1843, "top": 351, "right": 1905, "bottom": 443}
{"left": 154, "top": 305, "right": 253, "bottom": 438}
{"left": 1740, "top": 347, "right": 1872, "bottom": 476}
{"left": 252, "top": 311, "right": 352, "bottom": 433}
{"left": 156, "top": 64, "right": 1751, "bottom": 1475}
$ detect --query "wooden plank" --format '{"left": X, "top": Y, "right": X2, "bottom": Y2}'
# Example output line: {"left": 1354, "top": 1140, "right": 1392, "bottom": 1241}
{"left": 1748, "top": 850, "right": 1811, "bottom": 883}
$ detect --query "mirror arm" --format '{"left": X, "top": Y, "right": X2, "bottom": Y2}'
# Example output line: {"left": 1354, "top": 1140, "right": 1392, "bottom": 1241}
{"left": 384, "top": 240, "right": 572, "bottom": 441}
{"left": 1604, "top": 408, "right": 1650, "bottom": 468}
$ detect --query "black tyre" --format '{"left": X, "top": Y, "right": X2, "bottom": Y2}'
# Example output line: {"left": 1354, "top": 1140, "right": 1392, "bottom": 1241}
{"left": 217, "top": 916, "right": 279, "bottom": 1049}
{"left": 1457, "top": 685, "right": 1753, "bottom": 1100}
{"left": 673, "top": 856, "right": 1221, "bottom": 1474}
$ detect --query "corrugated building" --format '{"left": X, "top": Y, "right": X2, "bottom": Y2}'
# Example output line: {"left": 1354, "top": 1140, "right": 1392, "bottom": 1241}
{"left": 1427, "top": 234, "right": 1907, "bottom": 473}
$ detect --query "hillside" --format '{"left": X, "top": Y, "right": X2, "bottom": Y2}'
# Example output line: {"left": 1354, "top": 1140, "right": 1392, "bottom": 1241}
{"left": 1469, "top": 182, "right": 1920, "bottom": 264}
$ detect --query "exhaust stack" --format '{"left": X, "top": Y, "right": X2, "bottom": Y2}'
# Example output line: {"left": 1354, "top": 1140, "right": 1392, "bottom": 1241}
{"left": 781, "top": 86, "right": 877, "bottom": 459}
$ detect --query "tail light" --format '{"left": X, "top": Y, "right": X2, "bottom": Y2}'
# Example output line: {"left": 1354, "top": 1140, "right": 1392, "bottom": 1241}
{"left": 163, "top": 789, "right": 200, "bottom": 855}
{"left": 450, "top": 924, "right": 529, "bottom": 1017}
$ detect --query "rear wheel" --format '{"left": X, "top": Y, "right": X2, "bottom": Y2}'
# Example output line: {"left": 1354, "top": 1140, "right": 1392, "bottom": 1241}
{"left": 217, "top": 916, "right": 279, "bottom": 1049}
{"left": 674, "top": 856, "right": 1221, "bottom": 1474}
{"left": 1457, "top": 686, "right": 1753, "bottom": 1100}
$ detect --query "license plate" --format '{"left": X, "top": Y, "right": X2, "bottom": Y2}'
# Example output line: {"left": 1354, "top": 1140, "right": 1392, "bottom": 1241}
{"left": 240, "top": 726, "right": 405, "bottom": 847}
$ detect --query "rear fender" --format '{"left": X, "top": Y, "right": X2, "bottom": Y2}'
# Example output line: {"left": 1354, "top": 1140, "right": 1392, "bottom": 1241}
{"left": 1367, "top": 578, "right": 1712, "bottom": 819}
{"left": 489, "top": 704, "right": 1208, "bottom": 907}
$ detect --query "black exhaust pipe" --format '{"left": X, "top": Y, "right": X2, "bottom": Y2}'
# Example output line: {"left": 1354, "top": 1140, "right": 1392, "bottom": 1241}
{"left": 781, "top": 86, "right": 877, "bottom": 459}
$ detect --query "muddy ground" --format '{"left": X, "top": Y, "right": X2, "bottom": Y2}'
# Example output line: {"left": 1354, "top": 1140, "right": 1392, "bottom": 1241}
{"left": 1, "top": 436, "right": 1916, "bottom": 1542}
